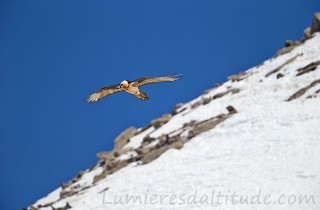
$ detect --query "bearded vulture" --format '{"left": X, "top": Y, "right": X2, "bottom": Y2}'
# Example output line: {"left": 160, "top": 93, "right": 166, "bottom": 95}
{"left": 87, "top": 74, "right": 182, "bottom": 102}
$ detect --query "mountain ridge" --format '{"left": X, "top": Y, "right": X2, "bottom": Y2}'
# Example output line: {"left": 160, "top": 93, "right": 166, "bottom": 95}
{"left": 26, "top": 14, "right": 320, "bottom": 210}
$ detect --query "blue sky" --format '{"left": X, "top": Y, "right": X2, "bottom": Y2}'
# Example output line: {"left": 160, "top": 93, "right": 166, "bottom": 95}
{"left": 0, "top": 1, "right": 318, "bottom": 209}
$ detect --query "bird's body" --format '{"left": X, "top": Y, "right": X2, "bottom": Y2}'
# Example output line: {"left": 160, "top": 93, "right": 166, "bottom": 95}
{"left": 120, "top": 80, "right": 149, "bottom": 100}
{"left": 87, "top": 74, "right": 182, "bottom": 102}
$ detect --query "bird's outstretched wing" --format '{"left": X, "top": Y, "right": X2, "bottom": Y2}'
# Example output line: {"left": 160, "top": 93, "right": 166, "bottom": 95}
{"left": 130, "top": 74, "right": 182, "bottom": 87}
{"left": 87, "top": 84, "right": 123, "bottom": 103}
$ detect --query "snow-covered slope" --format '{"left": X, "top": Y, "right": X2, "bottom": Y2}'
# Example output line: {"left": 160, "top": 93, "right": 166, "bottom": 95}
{"left": 29, "top": 33, "right": 320, "bottom": 210}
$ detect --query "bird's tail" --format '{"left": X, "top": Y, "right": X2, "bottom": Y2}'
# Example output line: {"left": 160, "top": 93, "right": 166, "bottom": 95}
{"left": 133, "top": 91, "right": 149, "bottom": 101}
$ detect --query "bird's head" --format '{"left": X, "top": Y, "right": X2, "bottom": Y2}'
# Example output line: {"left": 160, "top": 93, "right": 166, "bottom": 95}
{"left": 120, "top": 80, "right": 129, "bottom": 88}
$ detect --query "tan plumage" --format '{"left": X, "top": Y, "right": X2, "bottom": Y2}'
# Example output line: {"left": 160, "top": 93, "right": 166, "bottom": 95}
{"left": 87, "top": 74, "right": 182, "bottom": 102}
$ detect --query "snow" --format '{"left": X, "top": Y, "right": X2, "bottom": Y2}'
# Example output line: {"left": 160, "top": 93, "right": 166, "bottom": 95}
{"left": 67, "top": 167, "right": 103, "bottom": 190}
{"left": 31, "top": 34, "right": 320, "bottom": 210}
{"left": 116, "top": 151, "right": 138, "bottom": 161}
{"left": 124, "top": 126, "right": 155, "bottom": 149}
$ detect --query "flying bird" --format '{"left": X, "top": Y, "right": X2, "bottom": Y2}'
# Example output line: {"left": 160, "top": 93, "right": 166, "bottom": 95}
{"left": 87, "top": 74, "right": 182, "bottom": 102}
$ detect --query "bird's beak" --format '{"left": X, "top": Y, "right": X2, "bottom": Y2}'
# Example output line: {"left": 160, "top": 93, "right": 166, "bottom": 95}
{"left": 119, "top": 84, "right": 123, "bottom": 88}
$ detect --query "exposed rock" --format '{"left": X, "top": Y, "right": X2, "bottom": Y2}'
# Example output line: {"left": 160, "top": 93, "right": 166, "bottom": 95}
{"left": 296, "top": 61, "right": 320, "bottom": 76}
{"left": 212, "top": 88, "right": 240, "bottom": 99}
{"left": 275, "top": 45, "right": 297, "bottom": 57}
{"left": 142, "top": 135, "right": 156, "bottom": 146}
{"left": 171, "top": 103, "right": 185, "bottom": 115}
{"left": 141, "top": 139, "right": 183, "bottom": 165}
{"left": 172, "top": 107, "right": 186, "bottom": 115}
{"left": 188, "top": 114, "right": 231, "bottom": 139}
{"left": 175, "top": 103, "right": 184, "bottom": 109}
{"left": 113, "top": 148, "right": 131, "bottom": 158}
{"left": 284, "top": 40, "right": 300, "bottom": 47}
{"left": 151, "top": 114, "right": 172, "bottom": 128}
{"left": 97, "top": 147, "right": 131, "bottom": 161}
{"left": 159, "top": 134, "right": 169, "bottom": 145}
{"left": 231, "top": 88, "right": 240, "bottom": 94}
{"left": 93, "top": 170, "right": 110, "bottom": 184}
{"left": 98, "top": 160, "right": 106, "bottom": 167}
{"left": 287, "top": 79, "right": 320, "bottom": 101}
{"left": 204, "top": 87, "right": 217, "bottom": 94}
{"left": 276, "top": 73, "right": 284, "bottom": 79}
{"left": 202, "top": 97, "right": 212, "bottom": 105}
{"left": 183, "top": 120, "right": 197, "bottom": 127}
{"left": 311, "top": 12, "right": 320, "bottom": 34}
{"left": 37, "top": 203, "right": 54, "bottom": 208}
{"left": 274, "top": 12, "right": 319, "bottom": 57}
{"left": 141, "top": 146, "right": 168, "bottom": 164}
{"left": 212, "top": 93, "right": 225, "bottom": 99}
{"left": 306, "top": 95, "right": 313, "bottom": 99}
{"left": 265, "top": 55, "right": 299, "bottom": 77}
{"left": 191, "top": 96, "right": 214, "bottom": 109}
{"left": 304, "top": 27, "right": 312, "bottom": 39}
{"left": 113, "top": 151, "right": 120, "bottom": 158}
{"left": 191, "top": 99, "right": 204, "bottom": 109}
{"left": 306, "top": 88, "right": 320, "bottom": 99}
{"left": 167, "top": 135, "right": 184, "bottom": 145}
{"left": 138, "top": 124, "right": 152, "bottom": 133}
{"left": 50, "top": 202, "right": 71, "bottom": 210}
{"left": 77, "top": 171, "right": 85, "bottom": 178}
{"left": 275, "top": 40, "right": 307, "bottom": 57}
{"left": 108, "top": 160, "right": 129, "bottom": 172}
{"left": 96, "top": 151, "right": 114, "bottom": 161}
{"left": 60, "top": 189, "right": 77, "bottom": 198}
{"left": 60, "top": 170, "right": 86, "bottom": 190}
{"left": 226, "top": 106, "right": 237, "bottom": 114}
{"left": 275, "top": 40, "right": 305, "bottom": 58}
{"left": 228, "top": 72, "right": 247, "bottom": 82}
{"left": 60, "top": 183, "right": 69, "bottom": 190}
{"left": 114, "top": 126, "right": 137, "bottom": 149}
{"left": 88, "top": 163, "right": 98, "bottom": 172}
{"left": 136, "top": 147, "right": 151, "bottom": 155}
{"left": 93, "top": 160, "right": 129, "bottom": 183}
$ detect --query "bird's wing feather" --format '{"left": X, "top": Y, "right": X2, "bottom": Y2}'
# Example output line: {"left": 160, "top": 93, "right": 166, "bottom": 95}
{"left": 131, "top": 74, "right": 182, "bottom": 87}
{"left": 87, "top": 84, "right": 123, "bottom": 103}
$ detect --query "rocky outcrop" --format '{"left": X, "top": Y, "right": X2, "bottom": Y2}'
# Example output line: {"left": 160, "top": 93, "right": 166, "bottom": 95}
{"left": 212, "top": 88, "right": 240, "bottom": 99}
{"left": 60, "top": 171, "right": 85, "bottom": 190}
{"left": 276, "top": 73, "right": 284, "bottom": 79}
{"left": 296, "top": 61, "right": 320, "bottom": 76}
{"left": 114, "top": 126, "right": 137, "bottom": 149}
{"left": 274, "top": 13, "right": 320, "bottom": 58}
{"left": 97, "top": 147, "right": 131, "bottom": 161}
{"left": 311, "top": 12, "right": 320, "bottom": 34}
{"left": 191, "top": 97, "right": 212, "bottom": 109}
{"left": 26, "top": 201, "right": 71, "bottom": 210}
{"left": 190, "top": 89, "right": 240, "bottom": 110}
{"left": 91, "top": 105, "right": 238, "bottom": 185}
{"left": 50, "top": 202, "right": 71, "bottom": 210}
{"left": 287, "top": 79, "right": 320, "bottom": 101}
{"left": 57, "top": 126, "right": 137, "bottom": 200}
{"left": 141, "top": 146, "right": 171, "bottom": 164}
{"left": 171, "top": 103, "right": 185, "bottom": 115}
{"left": 151, "top": 114, "right": 172, "bottom": 128}
{"left": 228, "top": 72, "right": 248, "bottom": 82}
{"left": 93, "top": 160, "right": 129, "bottom": 183}
{"left": 306, "top": 88, "right": 320, "bottom": 99}
{"left": 265, "top": 55, "right": 300, "bottom": 77}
